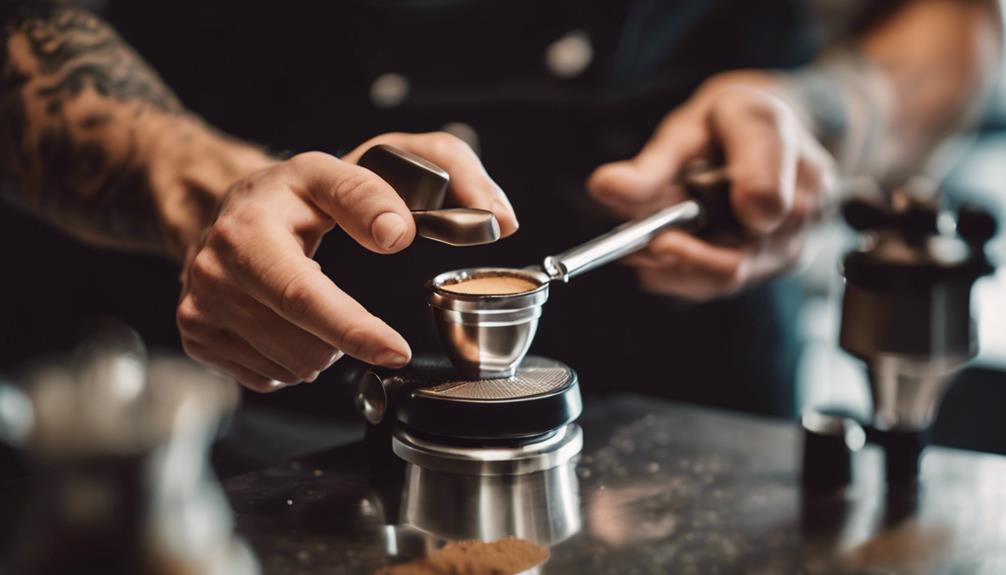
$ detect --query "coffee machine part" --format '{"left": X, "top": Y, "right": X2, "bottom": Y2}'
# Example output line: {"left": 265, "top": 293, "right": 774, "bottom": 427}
{"left": 400, "top": 455, "right": 582, "bottom": 545}
{"left": 802, "top": 192, "right": 997, "bottom": 491}
{"left": 357, "top": 355, "right": 583, "bottom": 475}
{"left": 429, "top": 162, "right": 735, "bottom": 377}
{"left": 358, "top": 144, "right": 501, "bottom": 246}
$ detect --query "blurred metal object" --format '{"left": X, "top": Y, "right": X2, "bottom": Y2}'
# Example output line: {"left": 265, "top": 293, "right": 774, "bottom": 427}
{"left": 803, "top": 191, "right": 997, "bottom": 490}
{"left": 541, "top": 201, "right": 702, "bottom": 282}
{"left": 1, "top": 325, "right": 256, "bottom": 575}
{"left": 428, "top": 162, "right": 733, "bottom": 376}
{"left": 358, "top": 144, "right": 501, "bottom": 246}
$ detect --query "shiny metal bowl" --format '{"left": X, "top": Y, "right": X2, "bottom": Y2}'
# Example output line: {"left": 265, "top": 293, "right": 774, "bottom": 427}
{"left": 428, "top": 267, "right": 549, "bottom": 378}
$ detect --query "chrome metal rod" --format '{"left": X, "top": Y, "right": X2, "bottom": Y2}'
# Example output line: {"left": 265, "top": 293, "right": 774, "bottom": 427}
{"left": 542, "top": 200, "right": 703, "bottom": 282}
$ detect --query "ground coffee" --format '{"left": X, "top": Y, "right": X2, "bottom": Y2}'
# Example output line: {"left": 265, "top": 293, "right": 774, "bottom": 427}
{"left": 440, "top": 275, "right": 539, "bottom": 295}
{"left": 377, "top": 537, "right": 549, "bottom": 575}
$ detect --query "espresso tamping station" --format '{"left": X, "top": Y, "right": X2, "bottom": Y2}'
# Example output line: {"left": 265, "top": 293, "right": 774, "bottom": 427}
{"left": 352, "top": 145, "right": 735, "bottom": 544}
{"left": 801, "top": 189, "right": 998, "bottom": 496}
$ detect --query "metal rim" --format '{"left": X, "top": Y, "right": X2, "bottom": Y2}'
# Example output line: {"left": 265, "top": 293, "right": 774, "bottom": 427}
{"left": 392, "top": 424, "right": 583, "bottom": 476}
{"left": 428, "top": 268, "right": 550, "bottom": 312}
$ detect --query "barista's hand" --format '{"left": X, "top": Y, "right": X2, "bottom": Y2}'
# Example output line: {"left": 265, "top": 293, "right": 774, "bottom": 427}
{"left": 176, "top": 132, "right": 517, "bottom": 392}
{"left": 587, "top": 71, "right": 837, "bottom": 300}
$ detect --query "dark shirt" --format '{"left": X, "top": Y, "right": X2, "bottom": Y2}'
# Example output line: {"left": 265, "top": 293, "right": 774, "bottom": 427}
{"left": 1, "top": 0, "right": 816, "bottom": 417}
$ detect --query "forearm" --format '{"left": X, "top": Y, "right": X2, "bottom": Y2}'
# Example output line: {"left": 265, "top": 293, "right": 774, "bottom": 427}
{"left": 0, "top": 5, "right": 273, "bottom": 260}
{"left": 784, "top": 0, "right": 1002, "bottom": 184}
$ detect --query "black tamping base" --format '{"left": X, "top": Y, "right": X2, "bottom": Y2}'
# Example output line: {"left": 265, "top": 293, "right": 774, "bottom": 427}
{"left": 355, "top": 355, "right": 583, "bottom": 475}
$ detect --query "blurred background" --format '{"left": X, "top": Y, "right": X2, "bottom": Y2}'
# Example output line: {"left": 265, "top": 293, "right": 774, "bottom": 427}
{"left": 1, "top": 0, "right": 1004, "bottom": 478}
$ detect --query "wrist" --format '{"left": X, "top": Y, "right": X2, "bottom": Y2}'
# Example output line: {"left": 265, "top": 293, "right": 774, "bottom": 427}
{"left": 146, "top": 116, "right": 277, "bottom": 262}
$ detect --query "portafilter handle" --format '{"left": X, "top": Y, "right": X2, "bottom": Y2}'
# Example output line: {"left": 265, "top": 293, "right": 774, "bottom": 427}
{"left": 542, "top": 162, "right": 740, "bottom": 282}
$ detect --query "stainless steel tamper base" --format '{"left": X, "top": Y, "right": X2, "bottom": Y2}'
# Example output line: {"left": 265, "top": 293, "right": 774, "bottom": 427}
{"left": 393, "top": 424, "right": 582, "bottom": 476}
{"left": 398, "top": 437, "right": 582, "bottom": 545}
{"left": 428, "top": 267, "right": 550, "bottom": 378}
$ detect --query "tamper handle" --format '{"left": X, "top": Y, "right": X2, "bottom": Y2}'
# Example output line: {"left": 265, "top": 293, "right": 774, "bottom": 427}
{"left": 358, "top": 144, "right": 501, "bottom": 246}
{"left": 542, "top": 162, "right": 738, "bottom": 282}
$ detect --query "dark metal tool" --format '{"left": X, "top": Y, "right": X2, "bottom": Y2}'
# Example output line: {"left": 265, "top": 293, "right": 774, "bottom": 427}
{"left": 358, "top": 144, "right": 501, "bottom": 246}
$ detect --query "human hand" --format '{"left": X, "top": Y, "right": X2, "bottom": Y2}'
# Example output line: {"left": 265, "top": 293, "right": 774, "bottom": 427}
{"left": 176, "top": 132, "right": 517, "bottom": 391}
{"left": 587, "top": 71, "right": 837, "bottom": 300}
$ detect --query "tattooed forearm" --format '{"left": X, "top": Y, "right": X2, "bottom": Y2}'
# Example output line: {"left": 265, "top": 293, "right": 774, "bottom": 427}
{"left": 0, "top": 5, "right": 272, "bottom": 256}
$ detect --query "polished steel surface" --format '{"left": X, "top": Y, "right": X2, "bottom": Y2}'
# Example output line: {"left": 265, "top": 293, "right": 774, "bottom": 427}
{"left": 542, "top": 200, "right": 702, "bottom": 282}
{"left": 412, "top": 207, "right": 501, "bottom": 246}
{"left": 359, "top": 144, "right": 501, "bottom": 246}
{"left": 210, "top": 395, "right": 1006, "bottom": 574}
{"left": 428, "top": 267, "right": 549, "bottom": 378}
{"left": 392, "top": 424, "right": 583, "bottom": 476}
{"left": 402, "top": 458, "right": 581, "bottom": 545}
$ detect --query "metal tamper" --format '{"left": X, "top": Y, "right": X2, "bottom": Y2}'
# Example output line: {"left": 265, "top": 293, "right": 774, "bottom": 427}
{"left": 358, "top": 144, "right": 501, "bottom": 246}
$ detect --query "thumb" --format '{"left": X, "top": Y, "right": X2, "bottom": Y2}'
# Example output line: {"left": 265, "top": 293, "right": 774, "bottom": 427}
{"left": 588, "top": 111, "right": 710, "bottom": 217}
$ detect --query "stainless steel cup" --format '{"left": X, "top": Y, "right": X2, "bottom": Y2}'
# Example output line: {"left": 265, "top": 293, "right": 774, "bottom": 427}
{"left": 428, "top": 267, "right": 549, "bottom": 378}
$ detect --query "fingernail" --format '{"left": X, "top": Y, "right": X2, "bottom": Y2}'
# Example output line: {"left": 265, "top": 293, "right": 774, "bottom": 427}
{"left": 493, "top": 198, "right": 518, "bottom": 231}
{"left": 374, "top": 349, "right": 410, "bottom": 368}
{"left": 372, "top": 212, "right": 408, "bottom": 250}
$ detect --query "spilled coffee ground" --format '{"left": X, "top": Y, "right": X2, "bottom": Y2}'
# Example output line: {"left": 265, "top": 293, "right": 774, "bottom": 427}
{"left": 377, "top": 537, "right": 549, "bottom": 575}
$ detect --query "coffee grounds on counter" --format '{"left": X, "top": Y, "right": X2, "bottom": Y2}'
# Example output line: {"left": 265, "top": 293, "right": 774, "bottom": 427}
{"left": 377, "top": 537, "right": 549, "bottom": 575}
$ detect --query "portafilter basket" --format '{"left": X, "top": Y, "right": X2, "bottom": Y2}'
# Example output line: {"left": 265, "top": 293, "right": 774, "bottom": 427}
{"left": 428, "top": 161, "right": 735, "bottom": 378}
{"left": 428, "top": 267, "right": 550, "bottom": 378}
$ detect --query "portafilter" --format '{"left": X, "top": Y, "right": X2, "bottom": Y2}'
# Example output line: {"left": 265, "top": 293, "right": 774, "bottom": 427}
{"left": 429, "top": 162, "right": 738, "bottom": 378}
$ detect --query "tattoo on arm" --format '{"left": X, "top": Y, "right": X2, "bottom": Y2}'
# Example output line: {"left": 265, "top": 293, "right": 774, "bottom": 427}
{"left": 0, "top": 5, "right": 186, "bottom": 250}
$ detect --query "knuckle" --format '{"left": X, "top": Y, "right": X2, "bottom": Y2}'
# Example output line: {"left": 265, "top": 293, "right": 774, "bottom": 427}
{"left": 241, "top": 377, "right": 279, "bottom": 394}
{"left": 335, "top": 325, "right": 368, "bottom": 359}
{"left": 712, "top": 261, "right": 746, "bottom": 294}
{"left": 331, "top": 170, "right": 380, "bottom": 209}
{"left": 176, "top": 297, "right": 204, "bottom": 333}
{"left": 287, "top": 150, "right": 331, "bottom": 170}
{"left": 278, "top": 270, "right": 318, "bottom": 321}
{"left": 429, "top": 131, "right": 468, "bottom": 155}
{"left": 188, "top": 251, "right": 222, "bottom": 287}
{"left": 735, "top": 175, "right": 787, "bottom": 216}
{"left": 208, "top": 215, "right": 246, "bottom": 252}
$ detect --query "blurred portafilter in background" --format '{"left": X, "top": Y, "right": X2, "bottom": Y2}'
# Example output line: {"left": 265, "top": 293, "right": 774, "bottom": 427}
{"left": 0, "top": 321, "right": 257, "bottom": 575}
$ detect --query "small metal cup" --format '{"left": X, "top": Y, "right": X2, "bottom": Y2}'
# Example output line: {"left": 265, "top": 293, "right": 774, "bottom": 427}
{"left": 428, "top": 267, "right": 549, "bottom": 378}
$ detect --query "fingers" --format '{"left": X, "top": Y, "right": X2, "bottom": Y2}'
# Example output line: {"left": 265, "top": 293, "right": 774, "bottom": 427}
{"left": 588, "top": 110, "right": 710, "bottom": 219}
{"left": 710, "top": 90, "right": 799, "bottom": 235}
{"left": 622, "top": 230, "right": 753, "bottom": 299}
{"left": 182, "top": 336, "right": 295, "bottom": 393}
{"left": 343, "top": 132, "right": 519, "bottom": 237}
{"left": 285, "top": 151, "right": 417, "bottom": 254}
{"left": 178, "top": 278, "right": 344, "bottom": 382}
{"left": 197, "top": 225, "right": 412, "bottom": 368}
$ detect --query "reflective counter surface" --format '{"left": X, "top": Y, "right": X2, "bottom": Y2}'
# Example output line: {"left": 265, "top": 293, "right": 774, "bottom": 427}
{"left": 224, "top": 394, "right": 1006, "bottom": 574}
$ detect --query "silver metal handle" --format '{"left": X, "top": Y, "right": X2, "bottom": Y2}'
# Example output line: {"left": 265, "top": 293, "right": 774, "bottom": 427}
{"left": 542, "top": 200, "right": 703, "bottom": 282}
